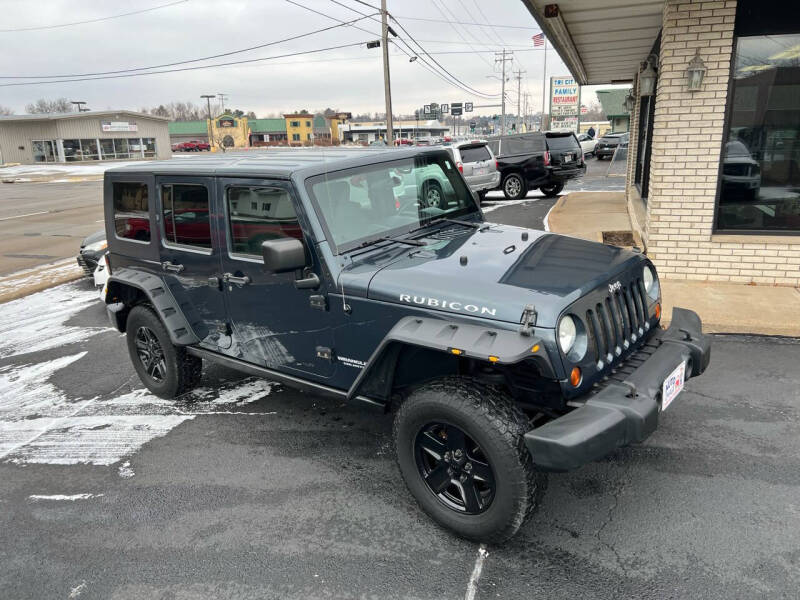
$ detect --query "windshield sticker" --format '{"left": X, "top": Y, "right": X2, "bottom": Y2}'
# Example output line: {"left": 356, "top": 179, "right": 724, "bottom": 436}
{"left": 399, "top": 294, "right": 497, "bottom": 316}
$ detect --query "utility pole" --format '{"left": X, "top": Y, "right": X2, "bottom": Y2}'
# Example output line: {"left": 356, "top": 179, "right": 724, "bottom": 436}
{"left": 201, "top": 94, "right": 215, "bottom": 150}
{"left": 381, "top": 0, "right": 393, "bottom": 144}
{"left": 494, "top": 50, "right": 512, "bottom": 135}
{"left": 217, "top": 93, "right": 227, "bottom": 114}
{"left": 514, "top": 69, "right": 526, "bottom": 132}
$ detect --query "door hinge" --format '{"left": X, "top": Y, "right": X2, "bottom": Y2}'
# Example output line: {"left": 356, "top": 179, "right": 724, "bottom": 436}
{"left": 519, "top": 304, "right": 537, "bottom": 336}
{"left": 309, "top": 294, "right": 327, "bottom": 311}
{"left": 316, "top": 346, "right": 333, "bottom": 361}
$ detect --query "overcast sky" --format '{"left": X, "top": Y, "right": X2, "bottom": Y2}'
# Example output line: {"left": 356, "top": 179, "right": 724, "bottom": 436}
{"left": 0, "top": 0, "right": 623, "bottom": 118}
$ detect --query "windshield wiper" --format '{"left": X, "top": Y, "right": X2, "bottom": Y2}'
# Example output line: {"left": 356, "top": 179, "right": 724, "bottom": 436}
{"left": 441, "top": 218, "right": 490, "bottom": 231}
{"left": 357, "top": 235, "right": 427, "bottom": 250}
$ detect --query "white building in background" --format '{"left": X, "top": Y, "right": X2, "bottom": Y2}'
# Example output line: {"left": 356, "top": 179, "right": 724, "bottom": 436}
{"left": 339, "top": 120, "right": 450, "bottom": 144}
{"left": 0, "top": 111, "right": 171, "bottom": 165}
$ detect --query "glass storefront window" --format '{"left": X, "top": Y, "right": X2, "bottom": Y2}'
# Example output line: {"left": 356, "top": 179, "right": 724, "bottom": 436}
{"left": 114, "top": 138, "right": 130, "bottom": 159}
{"left": 100, "top": 139, "right": 114, "bottom": 160}
{"left": 717, "top": 32, "right": 800, "bottom": 232}
{"left": 142, "top": 138, "right": 156, "bottom": 157}
{"left": 32, "top": 140, "right": 56, "bottom": 162}
{"left": 80, "top": 139, "right": 99, "bottom": 161}
{"left": 63, "top": 139, "right": 81, "bottom": 162}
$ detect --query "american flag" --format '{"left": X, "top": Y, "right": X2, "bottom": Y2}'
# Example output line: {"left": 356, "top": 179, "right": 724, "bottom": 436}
{"left": 532, "top": 33, "right": 545, "bottom": 47}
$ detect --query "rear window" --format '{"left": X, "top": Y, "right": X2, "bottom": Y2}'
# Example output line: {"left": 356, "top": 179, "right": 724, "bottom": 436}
{"left": 600, "top": 135, "right": 621, "bottom": 143}
{"left": 113, "top": 182, "right": 149, "bottom": 242}
{"left": 545, "top": 134, "right": 580, "bottom": 152}
{"left": 162, "top": 184, "right": 211, "bottom": 249}
{"left": 503, "top": 135, "right": 545, "bottom": 156}
{"left": 459, "top": 145, "right": 491, "bottom": 163}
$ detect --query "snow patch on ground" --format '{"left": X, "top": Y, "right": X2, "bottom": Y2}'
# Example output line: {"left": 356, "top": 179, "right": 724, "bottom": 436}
{"left": 0, "top": 283, "right": 104, "bottom": 358}
{"left": 28, "top": 493, "right": 103, "bottom": 501}
{"left": 118, "top": 461, "right": 134, "bottom": 478}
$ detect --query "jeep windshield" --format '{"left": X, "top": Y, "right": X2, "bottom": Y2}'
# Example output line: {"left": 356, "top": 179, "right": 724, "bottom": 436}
{"left": 307, "top": 153, "right": 480, "bottom": 253}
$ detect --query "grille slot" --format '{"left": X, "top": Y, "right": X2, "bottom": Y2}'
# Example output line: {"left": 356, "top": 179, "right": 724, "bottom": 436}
{"left": 585, "top": 279, "right": 652, "bottom": 367}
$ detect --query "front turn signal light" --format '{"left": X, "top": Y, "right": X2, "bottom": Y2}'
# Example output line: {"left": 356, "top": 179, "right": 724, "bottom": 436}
{"left": 569, "top": 367, "right": 582, "bottom": 387}
{"left": 654, "top": 303, "right": 662, "bottom": 320}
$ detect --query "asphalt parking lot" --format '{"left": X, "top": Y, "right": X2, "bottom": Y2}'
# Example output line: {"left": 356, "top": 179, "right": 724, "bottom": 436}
{"left": 2, "top": 164, "right": 798, "bottom": 599}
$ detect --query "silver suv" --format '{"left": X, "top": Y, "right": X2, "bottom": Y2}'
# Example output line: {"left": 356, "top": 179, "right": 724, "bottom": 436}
{"left": 445, "top": 141, "right": 500, "bottom": 203}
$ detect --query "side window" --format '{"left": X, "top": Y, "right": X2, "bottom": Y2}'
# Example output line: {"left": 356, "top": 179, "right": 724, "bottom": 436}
{"left": 161, "top": 184, "right": 211, "bottom": 249}
{"left": 113, "top": 182, "right": 150, "bottom": 242}
{"left": 226, "top": 186, "right": 301, "bottom": 256}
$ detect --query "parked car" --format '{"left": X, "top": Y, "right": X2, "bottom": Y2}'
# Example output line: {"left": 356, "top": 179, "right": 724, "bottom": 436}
{"left": 595, "top": 132, "right": 629, "bottom": 160}
{"left": 76, "top": 230, "right": 107, "bottom": 278}
{"left": 444, "top": 140, "right": 500, "bottom": 203}
{"left": 394, "top": 138, "right": 414, "bottom": 146}
{"left": 577, "top": 133, "right": 598, "bottom": 157}
{"left": 721, "top": 140, "right": 761, "bottom": 201}
{"left": 415, "top": 137, "right": 434, "bottom": 146}
{"left": 195, "top": 141, "right": 211, "bottom": 151}
{"left": 487, "top": 132, "right": 585, "bottom": 200}
{"left": 102, "top": 147, "right": 710, "bottom": 543}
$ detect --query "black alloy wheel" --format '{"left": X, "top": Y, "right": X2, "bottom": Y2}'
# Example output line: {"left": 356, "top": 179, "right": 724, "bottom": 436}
{"left": 423, "top": 180, "right": 444, "bottom": 209}
{"left": 134, "top": 326, "right": 167, "bottom": 382}
{"left": 502, "top": 173, "right": 527, "bottom": 200}
{"left": 415, "top": 422, "right": 496, "bottom": 514}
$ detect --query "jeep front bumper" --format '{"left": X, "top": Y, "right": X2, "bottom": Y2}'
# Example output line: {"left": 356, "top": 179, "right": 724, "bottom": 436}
{"left": 524, "top": 307, "right": 711, "bottom": 471}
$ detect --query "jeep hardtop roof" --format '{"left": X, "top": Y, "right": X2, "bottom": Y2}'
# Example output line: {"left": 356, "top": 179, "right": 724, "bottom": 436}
{"left": 107, "top": 147, "right": 435, "bottom": 180}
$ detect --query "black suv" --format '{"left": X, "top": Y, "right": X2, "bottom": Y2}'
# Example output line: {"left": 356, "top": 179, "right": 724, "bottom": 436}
{"left": 103, "top": 148, "right": 710, "bottom": 543}
{"left": 488, "top": 132, "right": 586, "bottom": 200}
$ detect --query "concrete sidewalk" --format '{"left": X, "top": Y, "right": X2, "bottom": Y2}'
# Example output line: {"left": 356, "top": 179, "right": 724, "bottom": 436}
{"left": 547, "top": 191, "right": 800, "bottom": 337}
{"left": 0, "top": 259, "right": 84, "bottom": 304}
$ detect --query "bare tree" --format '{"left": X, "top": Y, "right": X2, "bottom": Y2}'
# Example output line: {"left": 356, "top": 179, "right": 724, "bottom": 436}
{"left": 25, "top": 98, "right": 74, "bottom": 113}
{"left": 246, "top": 111, "right": 257, "bottom": 119}
{"left": 0, "top": 105, "right": 14, "bottom": 115}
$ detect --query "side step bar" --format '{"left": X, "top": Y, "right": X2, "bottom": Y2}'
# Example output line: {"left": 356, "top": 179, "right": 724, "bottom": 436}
{"left": 186, "top": 346, "right": 386, "bottom": 412}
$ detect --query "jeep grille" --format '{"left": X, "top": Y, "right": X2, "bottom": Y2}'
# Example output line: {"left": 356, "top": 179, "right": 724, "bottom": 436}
{"left": 584, "top": 278, "right": 650, "bottom": 368}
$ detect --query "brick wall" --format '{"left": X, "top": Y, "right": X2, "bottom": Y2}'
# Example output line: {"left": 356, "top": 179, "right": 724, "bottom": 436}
{"left": 641, "top": 0, "right": 800, "bottom": 286}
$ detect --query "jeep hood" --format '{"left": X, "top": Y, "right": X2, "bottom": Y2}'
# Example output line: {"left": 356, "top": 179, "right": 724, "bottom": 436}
{"left": 353, "top": 224, "right": 644, "bottom": 328}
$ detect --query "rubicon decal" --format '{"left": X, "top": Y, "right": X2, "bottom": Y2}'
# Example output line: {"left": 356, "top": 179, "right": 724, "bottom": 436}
{"left": 399, "top": 294, "right": 497, "bottom": 316}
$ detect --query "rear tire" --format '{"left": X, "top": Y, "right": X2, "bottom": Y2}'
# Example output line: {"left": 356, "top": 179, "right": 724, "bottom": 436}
{"left": 394, "top": 376, "right": 544, "bottom": 543}
{"left": 422, "top": 180, "right": 445, "bottom": 209}
{"left": 540, "top": 183, "right": 564, "bottom": 197}
{"left": 126, "top": 305, "right": 202, "bottom": 399}
{"left": 502, "top": 173, "right": 527, "bottom": 200}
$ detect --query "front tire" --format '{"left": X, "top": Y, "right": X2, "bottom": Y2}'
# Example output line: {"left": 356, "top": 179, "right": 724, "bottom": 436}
{"left": 394, "top": 377, "right": 544, "bottom": 543}
{"left": 422, "top": 180, "right": 445, "bottom": 209}
{"left": 502, "top": 173, "right": 527, "bottom": 200}
{"left": 540, "top": 182, "right": 564, "bottom": 197}
{"left": 126, "top": 305, "right": 202, "bottom": 399}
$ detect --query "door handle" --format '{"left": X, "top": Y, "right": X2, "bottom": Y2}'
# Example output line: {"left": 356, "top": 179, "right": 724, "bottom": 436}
{"left": 223, "top": 273, "right": 251, "bottom": 286}
{"left": 162, "top": 261, "right": 184, "bottom": 273}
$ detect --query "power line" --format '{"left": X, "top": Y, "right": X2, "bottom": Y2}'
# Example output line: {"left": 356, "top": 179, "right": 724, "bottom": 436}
{"left": 468, "top": 0, "right": 507, "bottom": 46}
{"left": 429, "top": 0, "right": 493, "bottom": 69}
{"left": 392, "top": 14, "right": 541, "bottom": 31}
{"left": 0, "top": 0, "right": 189, "bottom": 33}
{"left": 326, "top": 0, "right": 499, "bottom": 99}
{"left": 387, "top": 13, "right": 500, "bottom": 98}
{"left": 0, "top": 42, "right": 369, "bottom": 88}
{"left": 0, "top": 15, "right": 376, "bottom": 79}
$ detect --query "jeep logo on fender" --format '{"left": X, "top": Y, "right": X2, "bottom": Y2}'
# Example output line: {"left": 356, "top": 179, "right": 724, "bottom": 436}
{"left": 399, "top": 294, "right": 497, "bottom": 316}
{"left": 608, "top": 281, "right": 622, "bottom": 294}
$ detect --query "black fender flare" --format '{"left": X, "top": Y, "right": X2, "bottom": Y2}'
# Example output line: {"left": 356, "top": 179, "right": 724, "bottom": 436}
{"left": 104, "top": 267, "right": 204, "bottom": 346}
{"left": 346, "top": 316, "right": 554, "bottom": 402}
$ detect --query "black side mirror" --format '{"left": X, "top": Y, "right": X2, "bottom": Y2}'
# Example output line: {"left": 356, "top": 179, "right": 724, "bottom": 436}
{"left": 261, "top": 238, "right": 307, "bottom": 273}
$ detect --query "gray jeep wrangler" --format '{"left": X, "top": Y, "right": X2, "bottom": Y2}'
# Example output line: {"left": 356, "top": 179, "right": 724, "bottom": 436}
{"left": 103, "top": 148, "right": 710, "bottom": 543}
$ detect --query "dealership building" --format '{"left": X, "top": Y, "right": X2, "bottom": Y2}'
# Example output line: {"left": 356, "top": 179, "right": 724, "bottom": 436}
{"left": 525, "top": 0, "right": 800, "bottom": 287}
{"left": 0, "top": 110, "right": 171, "bottom": 164}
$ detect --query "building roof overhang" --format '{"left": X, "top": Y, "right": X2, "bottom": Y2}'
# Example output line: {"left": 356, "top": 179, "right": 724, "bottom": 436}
{"left": 520, "top": 0, "right": 665, "bottom": 85}
{"left": 0, "top": 110, "right": 170, "bottom": 123}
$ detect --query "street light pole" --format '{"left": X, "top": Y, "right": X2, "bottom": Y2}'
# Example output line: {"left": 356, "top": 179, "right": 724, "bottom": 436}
{"left": 381, "top": 0, "right": 394, "bottom": 144}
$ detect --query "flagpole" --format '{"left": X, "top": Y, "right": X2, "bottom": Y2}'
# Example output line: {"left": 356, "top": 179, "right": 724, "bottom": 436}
{"left": 541, "top": 37, "right": 547, "bottom": 131}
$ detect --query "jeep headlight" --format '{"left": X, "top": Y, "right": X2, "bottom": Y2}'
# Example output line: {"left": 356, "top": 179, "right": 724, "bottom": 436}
{"left": 558, "top": 315, "right": 577, "bottom": 354}
{"left": 85, "top": 240, "right": 108, "bottom": 253}
{"left": 643, "top": 264, "right": 658, "bottom": 299}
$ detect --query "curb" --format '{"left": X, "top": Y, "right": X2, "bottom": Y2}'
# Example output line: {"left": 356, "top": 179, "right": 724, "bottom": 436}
{"left": 0, "top": 259, "right": 85, "bottom": 304}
